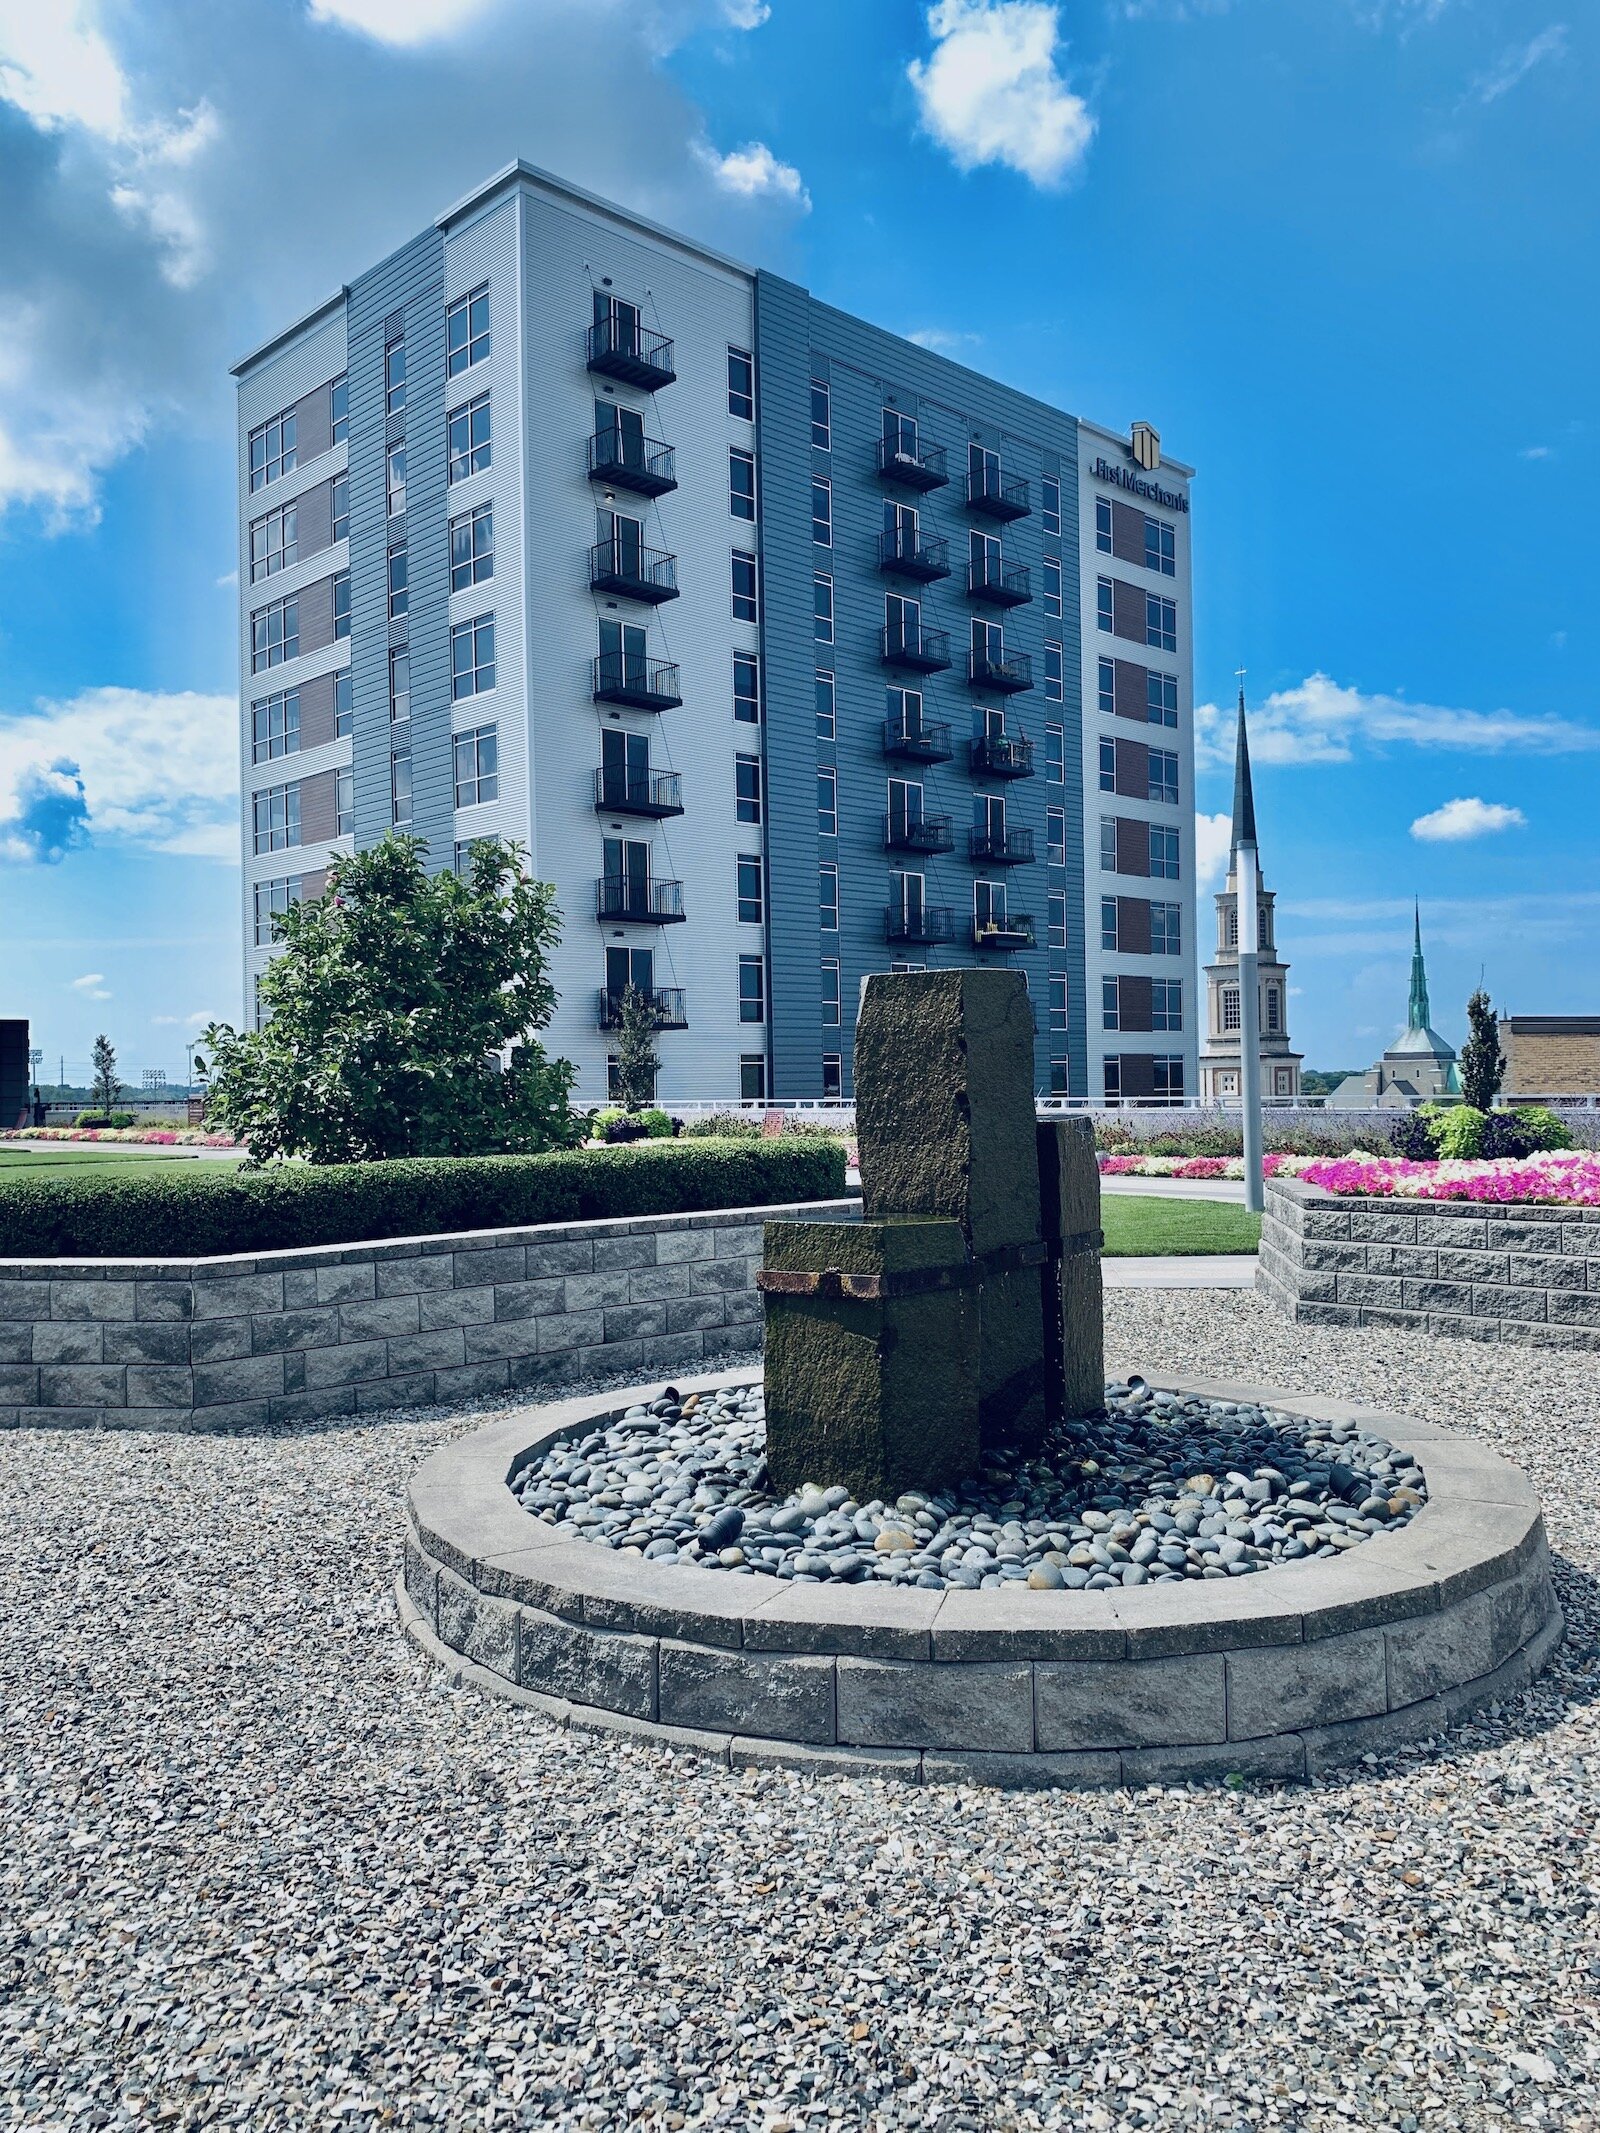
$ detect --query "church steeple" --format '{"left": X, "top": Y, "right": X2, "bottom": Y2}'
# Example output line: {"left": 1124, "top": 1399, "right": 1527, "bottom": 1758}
{"left": 1230, "top": 683, "right": 1257, "bottom": 855}
{"left": 1407, "top": 901, "right": 1431, "bottom": 1033}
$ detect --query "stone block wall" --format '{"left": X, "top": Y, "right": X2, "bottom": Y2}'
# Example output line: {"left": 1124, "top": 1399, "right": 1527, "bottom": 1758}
{"left": 0, "top": 1199, "right": 860, "bottom": 1429}
{"left": 1258, "top": 1178, "right": 1600, "bottom": 1351}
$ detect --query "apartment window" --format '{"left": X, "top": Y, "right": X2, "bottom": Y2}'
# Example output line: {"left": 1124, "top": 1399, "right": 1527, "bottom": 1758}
{"left": 1154, "top": 1057, "right": 1184, "bottom": 1101}
{"left": 333, "top": 570, "right": 351, "bottom": 640}
{"left": 822, "top": 1055, "right": 842, "bottom": 1099}
{"left": 810, "top": 381, "right": 831, "bottom": 450}
{"left": 1223, "top": 986, "right": 1241, "bottom": 1032}
{"left": 248, "top": 407, "right": 295, "bottom": 492}
{"left": 1153, "top": 979, "right": 1183, "bottom": 1032}
{"left": 1100, "top": 895, "right": 1118, "bottom": 951}
{"left": 1044, "top": 641, "right": 1063, "bottom": 703}
{"left": 1095, "top": 497, "right": 1113, "bottom": 554}
{"left": 1150, "top": 824, "right": 1180, "bottom": 879}
{"left": 332, "top": 472, "right": 350, "bottom": 543}
{"left": 729, "top": 446, "right": 756, "bottom": 521}
{"left": 1149, "top": 748, "right": 1179, "bottom": 806}
{"left": 387, "top": 545, "right": 408, "bottom": 620}
{"left": 390, "top": 648, "right": 410, "bottom": 723}
{"left": 733, "top": 650, "right": 760, "bottom": 725}
{"left": 1151, "top": 901, "right": 1182, "bottom": 957}
{"left": 1047, "top": 890, "right": 1067, "bottom": 951}
{"left": 815, "top": 671, "right": 836, "bottom": 741}
{"left": 1148, "top": 671, "right": 1179, "bottom": 727}
{"left": 1042, "top": 476, "right": 1060, "bottom": 537}
{"left": 1098, "top": 657, "right": 1115, "bottom": 717}
{"left": 739, "top": 955, "right": 766, "bottom": 1024}
{"left": 736, "top": 753, "right": 763, "bottom": 825}
{"left": 736, "top": 856, "right": 764, "bottom": 925}
{"left": 250, "top": 594, "right": 298, "bottom": 673}
{"left": 252, "top": 782, "right": 299, "bottom": 855}
{"left": 813, "top": 573, "right": 834, "bottom": 644}
{"left": 454, "top": 725, "right": 498, "bottom": 808}
{"left": 882, "top": 407, "right": 920, "bottom": 461}
{"left": 447, "top": 392, "right": 491, "bottom": 482}
{"left": 335, "top": 670, "right": 353, "bottom": 738}
{"left": 1045, "top": 724, "right": 1064, "bottom": 783}
{"left": 385, "top": 339, "right": 407, "bottom": 416}
{"left": 1098, "top": 738, "right": 1116, "bottom": 793}
{"left": 740, "top": 1055, "right": 767, "bottom": 1102}
{"left": 1097, "top": 578, "right": 1114, "bottom": 633}
{"left": 1145, "top": 517, "right": 1176, "bottom": 576}
{"left": 249, "top": 501, "right": 296, "bottom": 582}
{"left": 336, "top": 766, "right": 353, "bottom": 836}
{"left": 330, "top": 376, "right": 348, "bottom": 445}
{"left": 451, "top": 614, "right": 496, "bottom": 699}
{"left": 821, "top": 960, "right": 841, "bottom": 1028}
{"left": 386, "top": 443, "right": 406, "bottom": 518}
{"left": 728, "top": 346, "right": 754, "bottom": 421}
{"left": 450, "top": 502, "right": 494, "bottom": 590}
{"left": 1100, "top": 816, "right": 1117, "bottom": 870}
{"left": 391, "top": 752, "right": 413, "bottom": 826}
{"left": 251, "top": 688, "right": 299, "bottom": 763}
{"left": 1101, "top": 978, "right": 1121, "bottom": 1032}
{"left": 454, "top": 836, "right": 500, "bottom": 877}
{"left": 1103, "top": 1058, "right": 1122, "bottom": 1101}
{"left": 1043, "top": 557, "right": 1062, "bottom": 618}
{"left": 811, "top": 477, "right": 832, "bottom": 547}
{"left": 819, "top": 861, "right": 839, "bottom": 930}
{"left": 446, "top": 283, "right": 490, "bottom": 376}
{"left": 818, "top": 766, "right": 837, "bottom": 837}
{"left": 1050, "top": 974, "right": 1069, "bottom": 1033}
{"left": 732, "top": 549, "right": 759, "bottom": 623}
{"left": 1047, "top": 806, "right": 1067, "bottom": 866}
{"left": 1146, "top": 593, "right": 1177, "bottom": 653}
{"left": 253, "top": 875, "right": 299, "bottom": 947}
{"left": 1266, "top": 984, "right": 1282, "bottom": 1035}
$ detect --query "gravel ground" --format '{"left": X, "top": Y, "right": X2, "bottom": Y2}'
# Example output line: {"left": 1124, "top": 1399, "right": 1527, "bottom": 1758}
{"left": 3, "top": 1289, "right": 1598, "bottom": 2133}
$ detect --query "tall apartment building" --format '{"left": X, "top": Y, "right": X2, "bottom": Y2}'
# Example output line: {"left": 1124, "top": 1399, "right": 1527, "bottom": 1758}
{"left": 233, "top": 162, "right": 1197, "bottom": 1106}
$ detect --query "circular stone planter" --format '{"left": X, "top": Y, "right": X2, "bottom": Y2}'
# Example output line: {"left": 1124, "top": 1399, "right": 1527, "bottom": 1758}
{"left": 399, "top": 1367, "right": 1562, "bottom": 1788}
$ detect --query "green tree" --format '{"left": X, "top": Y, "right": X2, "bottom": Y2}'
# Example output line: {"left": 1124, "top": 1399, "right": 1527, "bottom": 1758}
{"left": 611, "top": 983, "right": 661, "bottom": 1112}
{"left": 199, "top": 834, "right": 578, "bottom": 1163}
{"left": 1458, "top": 988, "right": 1504, "bottom": 1113}
{"left": 90, "top": 1034, "right": 120, "bottom": 1118}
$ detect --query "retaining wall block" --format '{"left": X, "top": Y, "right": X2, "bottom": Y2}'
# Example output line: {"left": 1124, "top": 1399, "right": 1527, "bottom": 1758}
{"left": 657, "top": 1642, "right": 834, "bottom": 1743}
{"left": 1225, "top": 1628, "right": 1390, "bottom": 1738}
{"left": 835, "top": 1656, "right": 1033, "bottom": 1752}
{"left": 1034, "top": 1655, "right": 1226, "bottom": 1752}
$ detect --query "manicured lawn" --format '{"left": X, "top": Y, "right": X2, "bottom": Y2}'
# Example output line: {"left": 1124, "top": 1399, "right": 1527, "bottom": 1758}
{"left": 1101, "top": 1194, "right": 1261, "bottom": 1257}
{"left": 0, "top": 1145, "right": 240, "bottom": 1180}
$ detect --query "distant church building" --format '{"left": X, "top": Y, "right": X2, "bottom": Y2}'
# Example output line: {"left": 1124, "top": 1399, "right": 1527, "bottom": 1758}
{"left": 1328, "top": 906, "right": 1460, "bottom": 1108}
{"left": 1197, "top": 693, "right": 1303, "bottom": 1104}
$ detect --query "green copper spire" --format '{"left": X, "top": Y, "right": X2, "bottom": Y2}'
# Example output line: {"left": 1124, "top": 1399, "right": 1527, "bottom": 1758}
{"left": 1407, "top": 901, "right": 1430, "bottom": 1032}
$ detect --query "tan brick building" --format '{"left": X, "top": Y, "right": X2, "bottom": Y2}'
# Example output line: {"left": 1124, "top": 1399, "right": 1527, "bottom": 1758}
{"left": 1501, "top": 1017, "right": 1600, "bottom": 1097}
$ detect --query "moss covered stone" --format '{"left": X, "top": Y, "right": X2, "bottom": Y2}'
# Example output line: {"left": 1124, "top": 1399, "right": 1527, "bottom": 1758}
{"left": 1038, "top": 1119, "right": 1105, "bottom": 1420}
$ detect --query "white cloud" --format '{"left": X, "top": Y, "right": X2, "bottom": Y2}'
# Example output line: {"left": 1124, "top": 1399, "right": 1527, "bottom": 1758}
{"left": 720, "top": 0, "right": 770, "bottom": 23}
{"left": 907, "top": 0, "right": 1095, "bottom": 188}
{"left": 71, "top": 972, "right": 111, "bottom": 1000}
{"left": 0, "top": 1, "right": 128, "bottom": 137}
{"left": 0, "top": 686, "right": 238, "bottom": 864}
{"left": 693, "top": 137, "right": 809, "bottom": 207}
{"left": 151, "top": 1010, "right": 213, "bottom": 1028}
{"left": 907, "top": 326, "right": 983, "bottom": 354}
{"left": 1410, "top": 796, "right": 1527, "bottom": 842}
{"left": 1520, "top": 444, "right": 1552, "bottom": 460}
{"left": 306, "top": 0, "right": 500, "bottom": 44}
{"left": 1472, "top": 24, "right": 1567, "bottom": 105}
{"left": 1196, "top": 672, "right": 1600, "bottom": 768}
{"left": 1194, "top": 810, "right": 1232, "bottom": 893}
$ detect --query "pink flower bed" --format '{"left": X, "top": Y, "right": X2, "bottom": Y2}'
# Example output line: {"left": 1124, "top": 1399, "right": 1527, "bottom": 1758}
{"left": 1098, "top": 1153, "right": 1299, "bottom": 1181}
{"left": 0, "top": 1126, "right": 239, "bottom": 1149}
{"left": 1296, "top": 1151, "right": 1600, "bottom": 1206}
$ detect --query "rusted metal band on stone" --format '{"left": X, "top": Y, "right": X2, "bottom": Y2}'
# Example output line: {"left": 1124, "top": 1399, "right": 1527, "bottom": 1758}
{"left": 756, "top": 1236, "right": 1054, "bottom": 1304}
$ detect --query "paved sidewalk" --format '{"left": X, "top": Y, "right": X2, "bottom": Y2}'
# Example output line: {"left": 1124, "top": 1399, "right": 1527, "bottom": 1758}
{"left": 1101, "top": 1175, "right": 1249, "bottom": 1204}
{"left": 1103, "top": 1254, "right": 1258, "bottom": 1288}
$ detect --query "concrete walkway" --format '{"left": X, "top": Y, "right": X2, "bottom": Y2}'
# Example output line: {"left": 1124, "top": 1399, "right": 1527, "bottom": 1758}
{"left": 1103, "top": 1254, "right": 1258, "bottom": 1288}
{"left": 1101, "top": 1175, "right": 1249, "bottom": 1204}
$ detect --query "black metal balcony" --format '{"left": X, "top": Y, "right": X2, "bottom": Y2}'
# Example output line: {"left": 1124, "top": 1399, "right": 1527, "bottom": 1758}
{"left": 592, "top": 654, "right": 681, "bottom": 712}
{"left": 881, "top": 622, "right": 951, "bottom": 674}
{"left": 970, "top": 734, "right": 1036, "bottom": 780}
{"left": 884, "top": 904, "right": 956, "bottom": 946}
{"left": 968, "top": 648, "right": 1033, "bottom": 694}
{"left": 597, "top": 987, "right": 687, "bottom": 1031}
{"left": 590, "top": 538, "right": 679, "bottom": 605}
{"left": 587, "top": 430, "right": 677, "bottom": 498}
{"left": 972, "top": 914, "right": 1036, "bottom": 951}
{"left": 878, "top": 529, "right": 950, "bottom": 583}
{"left": 967, "top": 559, "right": 1031, "bottom": 608}
{"left": 969, "top": 825, "right": 1035, "bottom": 866}
{"left": 883, "top": 715, "right": 954, "bottom": 764}
{"left": 883, "top": 812, "right": 955, "bottom": 855}
{"left": 594, "top": 767, "right": 684, "bottom": 819}
{"left": 595, "top": 876, "right": 686, "bottom": 924}
{"left": 967, "top": 471, "right": 1030, "bottom": 521}
{"left": 586, "top": 319, "right": 676, "bottom": 390}
{"left": 876, "top": 437, "right": 949, "bottom": 491}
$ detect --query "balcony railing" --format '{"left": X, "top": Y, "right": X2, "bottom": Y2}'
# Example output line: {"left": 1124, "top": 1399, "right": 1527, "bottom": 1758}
{"left": 967, "top": 471, "right": 1031, "bottom": 521}
{"left": 877, "top": 529, "right": 951, "bottom": 582}
{"left": 884, "top": 904, "right": 956, "bottom": 946}
{"left": 883, "top": 812, "right": 955, "bottom": 855}
{"left": 875, "top": 437, "right": 949, "bottom": 491}
{"left": 970, "top": 733, "right": 1036, "bottom": 780}
{"left": 590, "top": 537, "right": 679, "bottom": 604}
{"left": 587, "top": 430, "right": 677, "bottom": 498}
{"left": 972, "top": 914, "right": 1036, "bottom": 951}
{"left": 586, "top": 318, "right": 677, "bottom": 390}
{"left": 883, "top": 715, "right": 954, "bottom": 764}
{"left": 595, "top": 876, "right": 686, "bottom": 924}
{"left": 593, "top": 767, "right": 684, "bottom": 818}
{"left": 969, "top": 825, "right": 1035, "bottom": 866}
{"left": 880, "top": 622, "right": 952, "bottom": 674}
{"left": 967, "top": 559, "right": 1031, "bottom": 608}
{"left": 592, "top": 653, "right": 681, "bottom": 712}
{"left": 596, "top": 987, "right": 687, "bottom": 1031}
{"left": 968, "top": 647, "right": 1033, "bottom": 694}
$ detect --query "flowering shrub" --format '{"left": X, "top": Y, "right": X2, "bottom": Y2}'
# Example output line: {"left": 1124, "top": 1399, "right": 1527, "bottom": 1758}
{"left": 1297, "top": 1152, "right": 1600, "bottom": 1206}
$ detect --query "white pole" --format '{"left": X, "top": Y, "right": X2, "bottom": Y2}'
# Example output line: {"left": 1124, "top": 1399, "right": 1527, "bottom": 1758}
{"left": 1236, "top": 839, "right": 1264, "bottom": 1213}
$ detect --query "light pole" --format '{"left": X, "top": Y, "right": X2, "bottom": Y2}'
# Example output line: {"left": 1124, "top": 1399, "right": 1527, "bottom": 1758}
{"left": 1232, "top": 683, "right": 1265, "bottom": 1214}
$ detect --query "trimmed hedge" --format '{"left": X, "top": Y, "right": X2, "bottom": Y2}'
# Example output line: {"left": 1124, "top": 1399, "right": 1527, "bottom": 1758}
{"left": 0, "top": 1137, "right": 848, "bottom": 1261}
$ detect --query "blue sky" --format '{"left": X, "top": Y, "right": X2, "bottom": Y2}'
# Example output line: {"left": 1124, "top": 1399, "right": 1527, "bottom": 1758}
{"left": 0, "top": 0, "right": 1594, "bottom": 1081}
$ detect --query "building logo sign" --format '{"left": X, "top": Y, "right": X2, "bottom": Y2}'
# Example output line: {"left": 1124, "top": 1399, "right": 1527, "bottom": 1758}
{"left": 1130, "top": 421, "right": 1160, "bottom": 471}
{"left": 1092, "top": 455, "right": 1190, "bottom": 514}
